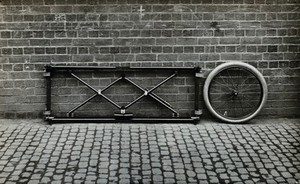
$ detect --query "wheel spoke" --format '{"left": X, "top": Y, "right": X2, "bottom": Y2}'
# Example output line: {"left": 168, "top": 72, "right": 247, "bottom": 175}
{"left": 210, "top": 87, "right": 230, "bottom": 93}
{"left": 212, "top": 95, "right": 234, "bottom": 112}
{"left": 209, "top": 93, "right": 229, "bottom": 102}
{"left": 241, "top": 94, "right": 260, "bottom": 107}
{"left": 240, "top": 85, "right": 261, "bottom": 93}
{"left": 238, "top": 97, "right": 245, "bottom": 116}
{"left": 240, "top": 95, "right": 253, "bottom": 108}
{"left": 226, "top": 69, "right": 236, "bottom": 89}
{"left": 238, "top": 75, "right": 251, "bottom": 89}
{"left": 212, "top": 79, "right": 235, "bottom": 91}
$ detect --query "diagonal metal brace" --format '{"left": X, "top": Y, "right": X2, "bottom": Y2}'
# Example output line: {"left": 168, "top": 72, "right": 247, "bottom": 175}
{"left": 68, "top": 72, "right": 122, "bottom": 116}
{"left": 124, "top": 73, "right": 178, "bottom": 115}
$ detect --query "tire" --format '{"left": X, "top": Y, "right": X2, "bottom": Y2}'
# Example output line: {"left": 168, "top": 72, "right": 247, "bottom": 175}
{"left": 203, "top": 62, "right": 268, "bottom": 123}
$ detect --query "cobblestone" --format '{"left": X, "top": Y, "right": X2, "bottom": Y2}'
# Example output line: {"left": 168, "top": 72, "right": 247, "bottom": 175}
{"left": 0, "top": 119, "right": 299, "bottom": 183}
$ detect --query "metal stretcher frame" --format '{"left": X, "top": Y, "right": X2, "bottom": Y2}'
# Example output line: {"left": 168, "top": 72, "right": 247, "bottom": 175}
{"left": 44, "top": 65, "right": 203, "bottom": 124}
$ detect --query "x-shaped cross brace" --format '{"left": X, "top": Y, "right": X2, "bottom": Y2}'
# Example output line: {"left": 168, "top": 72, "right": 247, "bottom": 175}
{"left": 67, "top": 71, "right": 178, "bottom": 117}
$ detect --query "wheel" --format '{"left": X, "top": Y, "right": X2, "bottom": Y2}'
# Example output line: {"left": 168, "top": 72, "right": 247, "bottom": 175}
{"left": 203, "top": 62, "right": 268, "bottom": 123}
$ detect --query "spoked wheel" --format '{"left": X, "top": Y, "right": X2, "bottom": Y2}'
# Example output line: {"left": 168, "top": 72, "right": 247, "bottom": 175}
{"left": 203, "top": 62, "right": 268, "bottom": 123}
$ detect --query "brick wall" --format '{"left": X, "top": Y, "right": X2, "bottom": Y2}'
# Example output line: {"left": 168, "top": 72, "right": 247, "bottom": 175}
{"left": 0, "top": 0, "right": 299, "bottom": 119}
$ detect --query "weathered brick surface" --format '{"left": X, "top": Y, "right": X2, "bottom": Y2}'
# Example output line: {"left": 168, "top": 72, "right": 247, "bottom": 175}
{"left": 0, "top": 0, "right": 299, "bottom": 118}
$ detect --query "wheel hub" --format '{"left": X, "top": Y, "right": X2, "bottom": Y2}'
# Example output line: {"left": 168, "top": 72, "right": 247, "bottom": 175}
{"left": 233, "top": 90, "right": 239, "bottom": 96}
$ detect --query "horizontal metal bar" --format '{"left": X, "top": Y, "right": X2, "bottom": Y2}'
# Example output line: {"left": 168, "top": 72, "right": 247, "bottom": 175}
{"left": 49, "top": 65, "right": 197, "bottom": 71}
{"left": 129, "top": 67, "right": 196, "bottom": 71}
{"left": 50, "top": 66, "right": 116, "bottom": 70}
{"left": 131, "top": 118, "right": 197, "bottom": 123}
{"left": 49, "top": 118, "right": 117, "bottom": 123}
{"left": 48, "top": 117, "right": 198, "bottom": 124}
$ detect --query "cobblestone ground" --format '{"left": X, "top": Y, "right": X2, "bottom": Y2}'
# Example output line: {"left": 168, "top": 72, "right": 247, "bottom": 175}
{"left": 0, "top": 119, "right": 299, "bottom": 184}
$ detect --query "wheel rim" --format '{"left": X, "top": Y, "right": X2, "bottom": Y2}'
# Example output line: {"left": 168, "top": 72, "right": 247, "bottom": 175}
{"left": 207, "top": 66, "right": 264, "bottom": 121}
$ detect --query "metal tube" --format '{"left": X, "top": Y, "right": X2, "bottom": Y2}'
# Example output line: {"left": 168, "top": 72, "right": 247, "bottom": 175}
{"left": 149, "top": 93, "right": 178, "bottom": 115}
{"left": 67, "top": 93, "right": 98, "bottom": 116}
{"left": 194, "top": 75, "right": 200, "bottom": 111}
{"left": 131, "top": 118, "right": 196, "bottom": 123}
{"left": 100, "top": 94, "right": 121, "bottom": 109}
{"left": 70, "top": 72, "right": 98, "bottom": 93}
{"left": 51, "top": 65, "right": 193, "bottom": 71}
{"left": 130, "top": 67, "right": 194, "bottom": 71}
{"left": 51, "top": 66, "right": 116, "bottom": 70}
{"left": 150, "top": 93, "right": 172, "bottom": 107}
{"left": 124, "top": 77, "right": 145, "bottom": 91}
{"left": 102, "top": 77, "right": 122, "bottom": 92}
{"left": 44, "top": 65, "right": 52, "bottom": 118}
{"left": 125, "top": 77, "right": 173, "bottom": 107}
{"left": 148, "top": 72, "right": 177, "bottom": 93}
{"left": 46, "top": 75, "right": 51, "bottom": 111}
{"left": 49, "top": 117, "right": 196, "bottom": 124}
{"left": 148, "top": 93, "right": 173, "bottom": 109}
{"left": 124, "top": 94, "right": 145, "bottom": 109}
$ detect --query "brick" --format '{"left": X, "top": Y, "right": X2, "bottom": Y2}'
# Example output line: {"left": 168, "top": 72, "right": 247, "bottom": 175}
{"left": 156, "top": 38, "right": 176, "bottom": 45}
{"left": 198, "top": 38, "right": 217, "bottom": 45}
{"left": 241, "top": 37, "right": 261, "bottom": 44}
{"left": 95, "top": 39, "right": 113, "bottom": 46}
{"left": 34, "top": 48, "right": 45, "bottom": 54}
{"left": 261, "top": 5, "right": 281, "bottom": 12}
{"left": 197, "top": 5, "right": 217, "bottom": 12}
{"left": 158, "top": 54, "right": 177, "bottom": 61}
{"left": 176, "top": 38, "right": 197, "bottom": 45}
{"left": 73, "top": 55, "right": 93, "bottom": 62}
{"left": 136, "top": 54, "right": 156, "bottom": 61}
{"left": 267, "top": 46, "right": 278, "bottom": 52}
{"left": 263, "top": 53, "right": 284, "bottom": 60}
{"left": 9, "top": 56, "right": 30, "bottom": 63}
{"left": 8, "top": 40, "right": 29, "bottom": 46}
{"left": 9, "top": 72, "right": 30, "bottom": 79}
{"left": 57, "top": 47, "right": 67, "bottom": 54}
{"left": 94, "top": 55, "right": 114, "bottom": 62}
{"left": 30, "top": 6, "right": 51, "bottom": 13}
{"left": 30, "top": 56, "right": 51, "bottom": 63}
{"left": 30, "top": 39, "right": 50, "bottom": 46}
{"left": 239, "top": 21, "right": 260, "bottom": 28}
{"left": 242, "top": 54, "right": 262, "bottom": 61}
{"left": 1, "top": 31, "right": 11, "bottom": 38}
{"left": 73, "top": 39, "right": 94, "bottom": 46}
{"left": 261, "top": 21, "right": 282, "bottom": 28}
{"left": 179, "top": 54, "right": 199, "bottom": 61}
{"left": 2, "top": 48, "right": 12, "bottom": 55}
{"left": 51, "top": 39, "right": 73, "bottom": 46}
{"left": 219, "top": 38, "right": 240, "bottom": 45}
{"left": 220, "top": 53, "right": 241, "bottom": 60}
{"left": 51, "top": 6, "right": 73, "bottom": 13}
{"left": 283, "top": 37, "right": 300, "bottom": 44}
{"left": 52, "top": 55, "right": 71, "bottom": 62}
{"left": 201, "top": 54, "right": 220, "bottom": 61}
{"left": 263, "top": 37, "right": 282, "bottom": 44}
{"left": 136, "top": 38, "right": 155, "bottom": 46}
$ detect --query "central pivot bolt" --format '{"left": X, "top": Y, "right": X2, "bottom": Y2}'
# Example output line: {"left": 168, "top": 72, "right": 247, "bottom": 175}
{"left": 233, "top": 90, "right": 239, "bottom": 96}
